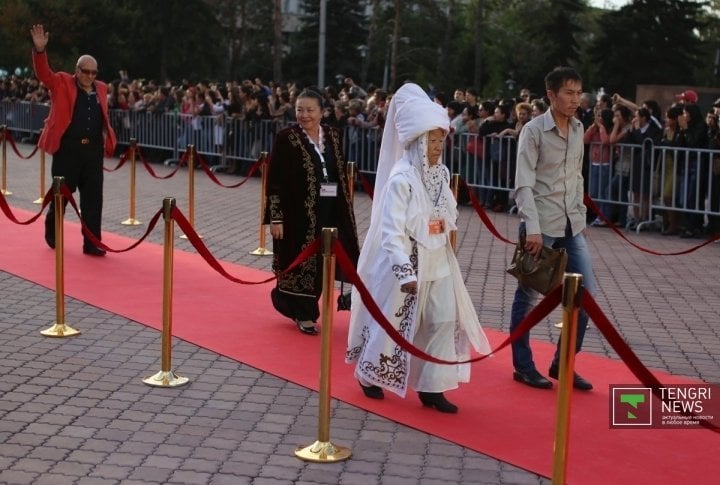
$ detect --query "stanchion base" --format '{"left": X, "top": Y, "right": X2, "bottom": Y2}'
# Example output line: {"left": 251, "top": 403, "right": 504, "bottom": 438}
{"left": 1, "top": 189, "right": 12, "bottom": 196}
{"left": 295, "top": 440, "right": 351, "bottom": 463}
{"left": 179, "top": 233, "right": 202, "bottom": 240}
{"left": 40, "top": 323, "right": 80, "bottom": 337}
{"left": 33, "top": 197, "right": 44, "bottom": 204}
{"left": 121, "top": 218, "right": 143, "bottom": 226}
{"left": 142, "top": 370, "right": 189, "bottom": 387}
{"left": 249, "top": 247, "right": 273, "bottom": 256}
{"left": 554, "top": 322, "right": 590, "bottom": 329}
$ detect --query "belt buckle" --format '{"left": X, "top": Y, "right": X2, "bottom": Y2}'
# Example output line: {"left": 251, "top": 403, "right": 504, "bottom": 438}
{"left": 81, "top": 138, "right": 90, "bottom": 145}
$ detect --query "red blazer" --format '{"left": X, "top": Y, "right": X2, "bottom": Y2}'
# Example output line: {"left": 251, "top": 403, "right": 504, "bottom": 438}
{"left": 32, "top": 50, "right": 116, "bottom": 157}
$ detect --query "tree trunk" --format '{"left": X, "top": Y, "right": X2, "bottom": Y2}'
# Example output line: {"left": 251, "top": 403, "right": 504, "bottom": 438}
{"left": 391, "top": 0, "right": 403, "bottom": 91}
{"left": 474, "top": 0, "right": 484, "bottom": 90}
{"left": 273, "top": 0, "right": 283, "bottom": 82}
{"left": 439, "top": 0, "right": 455, "bottom": 82}
{"left": 364, "top": 0, "right": 381, "bottom": 87}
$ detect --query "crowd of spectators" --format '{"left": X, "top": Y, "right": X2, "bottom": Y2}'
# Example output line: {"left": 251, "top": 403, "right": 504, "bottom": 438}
{"left": 3, "top": 71, "right": 719, "bottom": 236}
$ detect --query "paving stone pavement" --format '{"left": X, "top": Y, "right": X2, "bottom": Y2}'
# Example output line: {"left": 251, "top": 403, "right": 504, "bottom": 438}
{"left": 1, "top": 142, "right": 719, "bottom": 484}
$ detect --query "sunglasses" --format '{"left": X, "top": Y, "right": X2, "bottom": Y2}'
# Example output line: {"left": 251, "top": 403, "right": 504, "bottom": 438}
{"left": 78, "top": 67, "right": 98, "bottom": 76}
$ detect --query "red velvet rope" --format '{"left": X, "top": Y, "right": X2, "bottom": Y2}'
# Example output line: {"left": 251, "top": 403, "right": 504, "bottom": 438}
{"left": 137, "top": 148, "right": 186, "bottom": 180}
{"left": 194, "top": 152, "right": 260, "bottom": 189}
{"left": 103, "top": 147, "right": 129, "bottom": 172}
{"left": 582, "top": 291, "right": 719, "bottom": 433}
{"left": 461, "top": 178, "right": 516, "bottom": 244}
{"left": 171, "top": 205, "right": 319, "bottom": 284}
{"left": 356, "top": 171, "right": 374, "bottom": 199}
{"left": 3, "top": 128, "right": 40, "bottom": 159}
{"left": 333, "top": 238, "right": 560, "bottom": 364}
{"left": 584, "top": 194, "right": 720, "bottom": 255}
{"left": 59, "top": 185, "right": 162, "bottom": 253}
{"left": 0, "top": 187, "right": 51, "bottom": 224}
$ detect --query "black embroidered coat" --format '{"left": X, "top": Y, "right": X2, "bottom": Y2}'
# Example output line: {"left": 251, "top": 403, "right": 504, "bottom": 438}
{"left": 264, "top": 124, "right": 360, "bottom": 296}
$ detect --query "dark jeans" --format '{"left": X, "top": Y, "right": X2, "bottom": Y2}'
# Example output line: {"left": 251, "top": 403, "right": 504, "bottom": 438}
{"left": 45, "top": 139, "right": 104, "bottom": 248}
{"left": 509, "top": 222, "right": 596, "bottom": 373}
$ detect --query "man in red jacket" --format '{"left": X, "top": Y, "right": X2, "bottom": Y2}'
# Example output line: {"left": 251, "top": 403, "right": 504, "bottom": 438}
{"left": 31, "top": 24, "right": 116, "bottom": 256}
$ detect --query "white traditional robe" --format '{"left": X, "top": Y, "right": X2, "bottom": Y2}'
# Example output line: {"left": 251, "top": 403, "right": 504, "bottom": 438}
{"left": 345, "top": 159, "right": 491, "bottom": 397}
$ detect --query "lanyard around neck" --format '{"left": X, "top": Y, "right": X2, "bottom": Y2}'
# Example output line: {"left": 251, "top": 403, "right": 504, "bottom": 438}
{"left": 304, "top": 126, "right": 328, "bottom": 182}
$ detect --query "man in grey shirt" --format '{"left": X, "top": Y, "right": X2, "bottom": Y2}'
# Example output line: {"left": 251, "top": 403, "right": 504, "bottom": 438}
{"left": 509, "top": 66, "right": 596, "bottom": 391}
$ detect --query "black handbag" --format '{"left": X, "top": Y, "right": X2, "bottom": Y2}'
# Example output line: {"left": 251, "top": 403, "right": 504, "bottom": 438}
{"left": 507, "top": 231, "right": 568, "bottom": 295}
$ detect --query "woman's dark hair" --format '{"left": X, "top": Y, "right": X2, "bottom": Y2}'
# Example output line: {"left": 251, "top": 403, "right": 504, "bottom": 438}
{"left": 683, "top": 103, "right": 703, "bottom": 127}
{"left": 642, "top": 99, "right": 662, "bottom": 122}
{"left": 447, "top": 100, "right": 463, "bottom": 116}
{"left": 465, "top": 104, "right": 480, "bottom": 120}
{"left": 297, "top": 86, "right": 324, "bottom": 107}
{"left": 597, "top": 93, "right": 612, "bottom": 108}
{"left": 531, "top": 98, "right": 548, "bottom": 113}
{"left": 480, "top": 100, "right": 496, "bottom": 115}
{"left": 495, "top": 104, "right": 512, "bottom": 119}
{"left": 614, "top": 104, "right": 632, "bottom": 122}
{"left": 665, "top": 105, "right": 683, "bottom": 120}
{"left": 637, "top": 107, "right": 652, "bottom": 121}
{"left": 599, "top": 108, "right": 614, "bottom": 131}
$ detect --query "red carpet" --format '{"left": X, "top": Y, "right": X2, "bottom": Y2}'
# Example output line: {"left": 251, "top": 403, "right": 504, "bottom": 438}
{"left": 2, "top": 208, "right": 718, "bottom": 484}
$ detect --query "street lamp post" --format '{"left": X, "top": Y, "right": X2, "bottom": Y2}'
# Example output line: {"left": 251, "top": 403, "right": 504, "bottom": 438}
{"left": 382, "top": 42, "right": 391, "bottom": 91}
{"left": 383, "top": 36, "right": 409, "bottom": 91}
{"left": 358, "top": 45, "right": 369, "bottom": 87}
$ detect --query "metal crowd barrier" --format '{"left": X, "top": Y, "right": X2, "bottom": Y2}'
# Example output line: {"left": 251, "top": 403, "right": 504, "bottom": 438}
{"left": 587, "top": 140, "right": 720, "bottom": 231}
{"left": 4, "top": 99, "right": 719, "bottom": 230}
{"left": 1, "top": 100, "right": 48, "bottom": 141}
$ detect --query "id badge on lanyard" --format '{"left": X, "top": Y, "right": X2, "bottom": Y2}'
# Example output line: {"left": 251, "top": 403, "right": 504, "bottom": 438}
{"left": 320, "top": 183, "right": 338, "bottom": 197}
{"left": 428, "top": 219, "right": 444, "bottom": 234}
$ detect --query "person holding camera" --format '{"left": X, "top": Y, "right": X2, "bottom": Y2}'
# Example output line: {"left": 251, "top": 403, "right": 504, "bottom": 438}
{"left": 509, "top": 67, "right": 597, "bottom": 391}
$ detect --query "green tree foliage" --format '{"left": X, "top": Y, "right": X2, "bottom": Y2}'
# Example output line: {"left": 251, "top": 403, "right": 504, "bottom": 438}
{"left": 480, "top": 0, "right": 587, "bottom": 98}
{"left": 1, "top": 0, "right": 717, "bottom": 98}
{"left": 289, "top": 0, "right": 369, "bottom": 87}
{"left": 695, "top": 0, "right": 720, "bottom": 86}
{"left": 212, "top": 0, "right": 275, "bottom": 82}
{"left": 589, "top": 0, "right": 707, "bottom": 97}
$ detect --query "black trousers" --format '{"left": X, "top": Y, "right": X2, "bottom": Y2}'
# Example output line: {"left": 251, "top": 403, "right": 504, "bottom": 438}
{"left": 45, "top": 139, "right": 104, "bottom": 248}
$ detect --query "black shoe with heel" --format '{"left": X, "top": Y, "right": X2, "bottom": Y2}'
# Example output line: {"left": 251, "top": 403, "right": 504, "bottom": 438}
{"left": 358, "top": 381, "right": 384, "bottom": 399}
{"left": 418, "top": 392, "right": 458, "bottom": 413}
{"left": 294, "top": 319, "right": 318, "bottom": 335}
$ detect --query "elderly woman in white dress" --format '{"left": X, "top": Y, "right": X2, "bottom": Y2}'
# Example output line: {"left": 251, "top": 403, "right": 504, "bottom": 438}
{"left": 345, "top": 83, "right": 491, "bottom": 413}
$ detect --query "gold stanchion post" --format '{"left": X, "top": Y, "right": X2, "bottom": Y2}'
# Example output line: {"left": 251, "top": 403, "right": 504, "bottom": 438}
{"left": 180, "top": 145, "right": 200, "bottom": 239}
{"left": 1, "top": 125, "right": 11, "bottom": 196}
{"left": 249, "top": 151, "right": 272, "bottom": 255}
{"left": 122, "top": 139, "right": 142, "bottom": 225}
{"left": 551, "top": 273, "right": 583, "bottom": 485}
{"left": 143, "top": 198, "right": 189, "bottom": 388}
{"left": 295, "top": 227, "right": 351, "bottom": 463}
{"left": 33, "top": 149, "right": 46, "bottom": 204}
{"left": 449, "top": 173, "right": 460, "bottom": 252}
{"left": 41, "top": 177, "right": 80, "bottom": 337}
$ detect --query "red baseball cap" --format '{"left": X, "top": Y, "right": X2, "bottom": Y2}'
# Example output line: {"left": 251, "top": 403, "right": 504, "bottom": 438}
{"left": 675, "top": 90, "right": 698, "bottom": 104}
